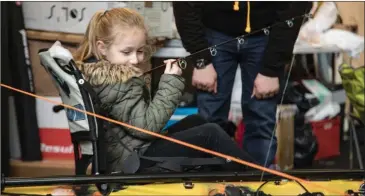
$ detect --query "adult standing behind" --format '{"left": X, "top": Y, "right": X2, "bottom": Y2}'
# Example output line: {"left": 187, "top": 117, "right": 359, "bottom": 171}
{"left": 173, "top": 1, "right": 312, "bottom": 167}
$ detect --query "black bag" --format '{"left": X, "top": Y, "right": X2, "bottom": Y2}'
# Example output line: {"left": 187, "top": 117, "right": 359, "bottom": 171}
{"left": 282, "top": 82, "right": 319, "bottom": 113}
{"left": 215, "top": 120, "right": 237, "bottom": 138}
{"left": 294, "top": 113, "right": 319, "bottom": 168}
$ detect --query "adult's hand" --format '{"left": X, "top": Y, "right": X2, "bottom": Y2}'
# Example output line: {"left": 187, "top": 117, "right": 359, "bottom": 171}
{"left": 192, "top": 63, "right": 217, "bottom": 93}
{"left": 251, "top": 73, "right": 280, "bottom": 99}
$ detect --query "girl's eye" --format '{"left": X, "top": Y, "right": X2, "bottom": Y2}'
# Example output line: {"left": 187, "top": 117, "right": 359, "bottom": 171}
{"left": 137, "top": 50, "right": 144, "bottom": 54}
{"left": 121, "top": 51, "right": 131, "bottom": 55}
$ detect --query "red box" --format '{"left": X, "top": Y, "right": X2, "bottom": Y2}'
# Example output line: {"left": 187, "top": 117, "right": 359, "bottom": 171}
{"left": 311, "top": 116, "right": 341, "bottom": 160}
{"left": 39, "top": 128, "right": 75, "bottom": 160}
{"left": 235, "top": 120, "right": 246, "bottom": 148}
{"left": 236, "top": 116, "right": 342, "bottom": 163}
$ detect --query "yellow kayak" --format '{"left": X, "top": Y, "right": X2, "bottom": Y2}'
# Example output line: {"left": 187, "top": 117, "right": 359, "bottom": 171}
{"left": 3, "top": 180, "right": 363, "bottom": 196}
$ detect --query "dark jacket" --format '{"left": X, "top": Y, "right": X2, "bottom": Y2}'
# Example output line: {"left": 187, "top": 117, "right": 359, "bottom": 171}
{"left": 173, "top": 1, "right": 312, "bottom": 77}
{"left": 79, "top": 59, "right": 185, "bottom": 173}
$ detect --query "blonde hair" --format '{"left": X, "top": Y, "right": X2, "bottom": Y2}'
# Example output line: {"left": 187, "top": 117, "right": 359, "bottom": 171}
{"left": 73, "top": 8, "right": 154, "bottom": 64}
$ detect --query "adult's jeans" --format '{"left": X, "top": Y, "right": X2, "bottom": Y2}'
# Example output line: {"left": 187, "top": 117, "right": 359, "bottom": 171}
{"left": 197, "top": 28, "right": 281, "bottom": 167}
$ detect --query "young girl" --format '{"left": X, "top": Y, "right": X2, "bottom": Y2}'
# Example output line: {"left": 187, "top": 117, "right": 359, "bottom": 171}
{"left": 73, "top": 8, "right": 257, "bottom": 174}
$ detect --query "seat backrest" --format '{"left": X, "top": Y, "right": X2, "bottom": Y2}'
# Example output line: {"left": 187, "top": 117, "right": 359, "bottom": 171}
{"left": 37, "top": 41, "right": 114, "bottom": 195}
{"left": 38, "top": 41, "right": 97, "bottom": 156}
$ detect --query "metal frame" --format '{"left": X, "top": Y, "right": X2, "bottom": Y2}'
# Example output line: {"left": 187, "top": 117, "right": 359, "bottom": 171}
{"left": 2, "top": 169, "right": 364, "bottom": 189}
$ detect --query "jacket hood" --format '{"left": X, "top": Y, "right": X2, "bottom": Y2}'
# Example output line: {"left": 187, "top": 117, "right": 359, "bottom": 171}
{"left": 77, "top": 59, "right": 143, "bottom": 86}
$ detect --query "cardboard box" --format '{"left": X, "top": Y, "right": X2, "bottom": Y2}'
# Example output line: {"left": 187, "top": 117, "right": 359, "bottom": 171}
{"left": 22, "top": 2, "right": 174, "bottom": 38}
{"left": 275, "top": 105, "right": 297, "bottom": 171}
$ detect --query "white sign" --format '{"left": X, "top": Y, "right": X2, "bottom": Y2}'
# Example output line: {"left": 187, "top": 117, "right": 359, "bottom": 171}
{"left": 22, "top": 2, "right": 173, "bottom": 38}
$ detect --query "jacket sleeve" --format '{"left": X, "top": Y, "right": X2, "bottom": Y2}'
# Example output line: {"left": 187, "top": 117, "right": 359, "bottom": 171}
{"left": 260, "top": 2, "right": 313, "bottom": 77}
{"left": 108, "top": 74, "right": 185, "bottom": 140}
{"left": 172, "top": 1, "right": 212, "bottom": 66}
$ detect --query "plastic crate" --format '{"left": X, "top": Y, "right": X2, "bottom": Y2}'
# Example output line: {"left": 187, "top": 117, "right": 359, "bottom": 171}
{"left": 311, "top": 116, "right": 341, "bottom": 160}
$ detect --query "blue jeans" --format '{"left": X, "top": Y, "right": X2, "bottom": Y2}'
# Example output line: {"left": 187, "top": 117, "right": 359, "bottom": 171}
{"left": 197, "top": 28, "right": 280, "bottom": 167}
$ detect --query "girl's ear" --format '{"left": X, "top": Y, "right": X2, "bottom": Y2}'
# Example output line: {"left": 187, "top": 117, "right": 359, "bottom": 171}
{"left": 96, "top": 40, "right": 107, "bottom": 56}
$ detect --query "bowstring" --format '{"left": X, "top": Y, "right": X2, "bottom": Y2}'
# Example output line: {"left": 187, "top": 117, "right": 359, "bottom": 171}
{"left": 259, "top": 11, "right": 310, "bottom": 182}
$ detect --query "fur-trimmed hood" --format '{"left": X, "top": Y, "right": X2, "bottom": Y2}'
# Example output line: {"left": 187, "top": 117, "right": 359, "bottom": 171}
{"left": 77, "top": 60, "right": 143, "bottom": 86}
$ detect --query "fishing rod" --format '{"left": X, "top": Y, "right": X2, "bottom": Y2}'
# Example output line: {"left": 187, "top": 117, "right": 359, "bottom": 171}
{"left": 143, "top": 13, "right": 313, "bottom": 75}
{"left": 2, "top": 169, "right": 364, "bottom": 188}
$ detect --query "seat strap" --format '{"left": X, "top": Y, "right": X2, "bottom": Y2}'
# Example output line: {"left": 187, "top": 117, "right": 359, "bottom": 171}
{"left": 72, "top": 71, "right": 109, "bottom": 174}
{"left": 79, "top": 81, "right": 102, "bottom": 106}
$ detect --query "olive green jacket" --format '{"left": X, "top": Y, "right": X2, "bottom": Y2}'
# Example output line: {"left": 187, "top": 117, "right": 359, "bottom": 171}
{"left": 79, "top": 60, "right": 185, "bottom": 173}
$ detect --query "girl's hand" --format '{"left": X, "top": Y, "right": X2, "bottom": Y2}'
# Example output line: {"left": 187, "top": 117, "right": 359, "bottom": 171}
{"left": 164, "top": 59, "right": 182, "bottom": 76}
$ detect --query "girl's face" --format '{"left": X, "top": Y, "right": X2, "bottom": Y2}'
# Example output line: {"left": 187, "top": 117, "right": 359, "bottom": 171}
{"left": 97, "top": 27, "right": 146, "bottom": 66}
